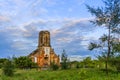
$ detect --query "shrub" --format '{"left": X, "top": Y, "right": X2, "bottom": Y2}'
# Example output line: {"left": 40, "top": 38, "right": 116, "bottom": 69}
{"left": 76, "top": 63, "right": 80, "bottom": 68}
{"left": 14, "top": 56, "right": 34, "bottom": 69}
{"left": 0, "top": 58, "right": 8, "bottom": 68}
{"left": 61, "top": 62, "right": 69, "bottom": 69}
{"left": 50, "top": 62, "right": 59, "bottom": 70}
{"left": 109, "top": 56, "right": 120, "bottom": 72}
{"left": 2, "top": 59, "right": 14, "bottom": 76}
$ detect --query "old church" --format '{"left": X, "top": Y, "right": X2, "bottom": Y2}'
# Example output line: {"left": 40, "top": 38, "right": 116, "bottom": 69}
{"left": 29, "top": 31, "right": 60, "bottom": 67}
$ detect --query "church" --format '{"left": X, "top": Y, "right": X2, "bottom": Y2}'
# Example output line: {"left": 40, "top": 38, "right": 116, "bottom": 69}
{"left": 29, "top": 31, "right": 60, "bottom": 67}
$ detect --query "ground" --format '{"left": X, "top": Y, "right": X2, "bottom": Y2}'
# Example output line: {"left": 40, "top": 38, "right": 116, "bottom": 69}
{"left": 0, "top": 68, "right": 120, "bottom": 80}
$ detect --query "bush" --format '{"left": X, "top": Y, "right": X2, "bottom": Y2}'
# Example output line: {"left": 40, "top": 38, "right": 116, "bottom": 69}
{"left": 50, "top": 62, "right": 59, "bottom": 70}
{"left": 2, "top": 59, "right": 14, "bottom": 76}
{"left": 76, "top": 63, "right": 80, "bottom": 68}
{"left": 14, "top": 56, "right": 34, "bottom": 69}
{"left": 61, "top": 62, "right": 69, "bottom": 69}
{"left": 0, "top": 58, "right": 8, "bottom": 68}
{"left": 109, "top": 56, "right": 120, "bottom": 72}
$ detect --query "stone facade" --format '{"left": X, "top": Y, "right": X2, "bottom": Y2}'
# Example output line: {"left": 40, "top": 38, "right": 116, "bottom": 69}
{"left": 29, "top": 31, "right": 60, "bottom": 67}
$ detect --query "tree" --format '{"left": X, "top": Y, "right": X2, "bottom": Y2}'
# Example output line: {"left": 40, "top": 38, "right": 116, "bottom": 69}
{"left": 61, "top": 49, "right": 68, "bottom": 69}
{"left": 86, "top": 0, "right": 120, "bottom": 74}
{"left": 2, "top": 59, "right": 14, "bottom": 76}
{"left": 112, "top": 41, "right": 120, "bottom": 53}
{"left": 89, "top": 33, "right": 120, "bottom": 71}
{"left": 0, "top": 58, "right": 8, "bottom": 68}
{"left": 14, "top": 56, "right": 34, "bottom": 69}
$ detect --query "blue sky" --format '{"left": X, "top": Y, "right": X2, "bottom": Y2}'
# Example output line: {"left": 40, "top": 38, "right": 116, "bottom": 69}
{"left": 0, "top": 0, "right": 107, "bottom": 58}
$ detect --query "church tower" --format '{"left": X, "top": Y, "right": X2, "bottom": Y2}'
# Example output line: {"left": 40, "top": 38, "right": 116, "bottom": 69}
{"left": 38, "top": 31, "right": 51, "bottom": 57}
{"left": 29, "top": 30, "right": 60, "bottom": 68}
{"left": 38, "top": 31, "right": 51, "bottom": 47}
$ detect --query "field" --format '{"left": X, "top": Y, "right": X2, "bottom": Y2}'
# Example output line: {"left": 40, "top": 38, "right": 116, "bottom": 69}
{"left": 0, "top": 68, "right": 120, "bottom": 80}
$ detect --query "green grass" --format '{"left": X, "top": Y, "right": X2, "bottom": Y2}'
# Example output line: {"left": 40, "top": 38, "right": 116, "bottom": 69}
{"left": 0, "top": 68, "right": 120, "bottom": 80}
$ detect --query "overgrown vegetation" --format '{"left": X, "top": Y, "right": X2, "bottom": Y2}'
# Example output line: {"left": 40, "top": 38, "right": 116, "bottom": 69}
{"left": 14, "top": 56, "right": 37, "bottom": 69}
{"left": 0, "top": 58, "right": 8, "bottom": 68}
{"left": 0, "top": 55, "right": 120, "bottom": 79}
{"left": 0, "top": 68, "right": 120, "bottom": 80}
{"left": 50, "top": 62, "right": 59, "bottom": 70}
{"left": 2, "top": 59, "right": 14, "bottom": 76}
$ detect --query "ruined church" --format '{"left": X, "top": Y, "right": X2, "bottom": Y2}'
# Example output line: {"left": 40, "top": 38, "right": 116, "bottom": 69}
{"left": 29, "top": 31, "right": 60, "bottom": 67}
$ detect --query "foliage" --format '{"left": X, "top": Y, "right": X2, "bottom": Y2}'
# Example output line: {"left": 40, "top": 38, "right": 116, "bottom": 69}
{"left": 76, "top": 62, "right": 80, "bottom": 68}
{"left": 112, "top": 42, "right": 120, "bottom": 53}
{"left": 109, "top": 55, "right": 120, "bottom": 71}
{"left": 14, "top": 56, "right": 34, "bottom": 69}
{"left": 69, "top": 61, "right": 80, "bottom": 68}
{"left": 86, "top": 0, "right": 120, "bottom": 74}
{"left": 0, "top": 58, "right": 8, "bottom": 68}
{"left": 80, "top": 57, "right": 95, "bottom": 68}
{"left": 86, "top": 0, "right": 120, "bottom": 28}
{"left": 0, "top": 68, "right": 120, "bottom": 80}
{"left": 88, "top": 42, "right": 101, "bottom": 50}
{"left": 61, "top": 49, "right": 69, "bottom": 69}
{"left": 2, "top": 59, "right": 14, "bottom": 76}
{"left": 50, "top": 62, "right": 59, "bottom": 70}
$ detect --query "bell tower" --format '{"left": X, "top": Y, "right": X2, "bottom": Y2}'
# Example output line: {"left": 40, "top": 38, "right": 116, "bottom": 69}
{"left": 38, "top": 31, "right": 51, "bottom": 47}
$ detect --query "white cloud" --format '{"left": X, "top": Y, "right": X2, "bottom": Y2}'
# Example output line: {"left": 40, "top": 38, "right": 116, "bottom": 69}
{"left": 0, "top": 17, "right": 107, "bottom": 57}
{"left": 0, "top": 15, "right": 10, "bottom": 22}
{"left": 68, "top": 55, "right": 91, "bottom": 61}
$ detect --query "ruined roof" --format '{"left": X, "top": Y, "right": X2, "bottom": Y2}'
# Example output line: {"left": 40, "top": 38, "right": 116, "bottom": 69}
{"left": 28, "top": 49, "right": 39, "bottom": 57}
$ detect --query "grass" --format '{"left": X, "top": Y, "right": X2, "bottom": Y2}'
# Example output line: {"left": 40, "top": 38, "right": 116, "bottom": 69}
{"left": 0, "top": 68, "right": 120, "bottom": 80}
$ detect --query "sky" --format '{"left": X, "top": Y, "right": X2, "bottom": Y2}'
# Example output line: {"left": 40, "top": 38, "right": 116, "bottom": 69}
{"left": 0, "top": 0, "right": 107, "bottom": 59}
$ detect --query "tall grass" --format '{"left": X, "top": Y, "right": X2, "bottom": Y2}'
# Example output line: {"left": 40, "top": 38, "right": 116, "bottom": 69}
{"left": 0, "top": 68, "right": 120, "bottom": 80}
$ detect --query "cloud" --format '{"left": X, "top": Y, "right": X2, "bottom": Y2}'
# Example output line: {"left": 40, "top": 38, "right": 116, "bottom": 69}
{"left": 0, "top": 0, "right": 108, "bottom": 58}
{"left": 47, "top": 19, "right": 95, "bottom": 56}
{"left": 0, "top": 18, "right": 106, "bottom": 58}
{"left": 0, "top": 15, "right": 12, "bottom": 33}
{"left": 48, "top": 18, "right": 106, "bottom": 57}
{"left": 68, "top": 55, "right": 91, "bottom": 61}
{"left": 0, "top": 15, "right": 10, "bottom": 22}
